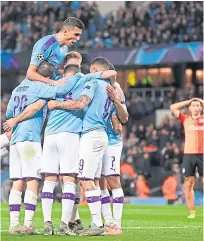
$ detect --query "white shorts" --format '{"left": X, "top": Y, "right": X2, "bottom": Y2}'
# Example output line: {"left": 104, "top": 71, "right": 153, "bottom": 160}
{"left": 41, "top": 132, "right": 80, "bottom": 176}
{"left": 102, "top": 142, "right": 123, "bottom": 176}
{"left": 78, "top": 130, "right": 108, "bottom": 180}
{"left": 9, "top": 141, "right": 42, "bottom": 180}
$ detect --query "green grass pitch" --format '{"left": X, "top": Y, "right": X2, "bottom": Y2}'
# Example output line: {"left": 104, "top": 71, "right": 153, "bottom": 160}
{"left": 1, "top": 203, "right": 203, "bottom": 241}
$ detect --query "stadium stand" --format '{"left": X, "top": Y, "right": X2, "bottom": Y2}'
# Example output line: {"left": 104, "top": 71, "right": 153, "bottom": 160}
{"left": 1, "top": 1, "right": 203, "bottom": 52}
{"left": 1, "top": 1, "right": 203, "bottom": 202}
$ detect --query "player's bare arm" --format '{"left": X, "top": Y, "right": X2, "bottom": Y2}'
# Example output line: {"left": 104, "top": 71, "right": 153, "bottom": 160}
{"left": 170, "top": 98, "right": 203, "bottom": 118}
{"left": 26, "top": 65, "right": 55, "bottom": 85}
{"left": 103, "top": 70, "right": 117, "bottom": 86}
{"left": 113, "top": 100, "right": 129, "bottom": 123}
{"left": 48, "top": 95, "right": 91, "bottom": 110}
{"left": 3, "top": 100, "right": 46, "bottom": 132}
{"left": 27, "top": 65, "right": 67, "bottom": 87}
{"left": 107, "top": 85, "right": 129, "bottom": 123}
{"left": 100, "top": 70, "right": 117, "bottom": 84}
{"left": 111, "top": 114, "right": 123, "bottom": 135}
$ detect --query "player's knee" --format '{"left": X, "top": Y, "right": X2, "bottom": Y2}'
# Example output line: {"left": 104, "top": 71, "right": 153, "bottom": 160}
{"left": 45, "top": 175, "right": 58, "bottom": 182}
{"left": 94, "top": 180, "right": 99, "bottom": 187}
{"left": 26, "top": 178, "right": 39, "bottom": 192}
{"left": 62, "top": 175, "right": 76, "bottom": 184}
{"left": 80, "top": 180, "right": 95, "bottom": 191}
{"left": 107, "top": 175, "right": 121, "bottom": 189}
{"left": 12, "top": 180, "right": 25, "bottom": 192}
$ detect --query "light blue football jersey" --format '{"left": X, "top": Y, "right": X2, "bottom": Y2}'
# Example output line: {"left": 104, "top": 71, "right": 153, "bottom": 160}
{"left": 30, "top": 34, "right": 68, "bottom": 79}
{"left": 107, "top": 101, "right": 127, "bottom": 145}
{"left": 45, "top": 72, "right": 103, "bottom": 136}
{"left": 6, "top": 78, "right": 57, "bottom": 145}
{"left": 81, "top": 78, "right": 116, "bottom": 134}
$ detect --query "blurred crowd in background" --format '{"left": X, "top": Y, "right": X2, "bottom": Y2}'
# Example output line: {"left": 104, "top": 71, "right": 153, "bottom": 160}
{"left": 2, "top": 1, "right": 203, "bottom": 52}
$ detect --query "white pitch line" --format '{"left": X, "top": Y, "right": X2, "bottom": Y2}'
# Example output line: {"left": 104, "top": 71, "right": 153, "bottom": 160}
{"left": 123, "top": 226, "right": 202, "bottom": 229}
{"left": 1, "top": 226, "right": 202, "bottom": 232}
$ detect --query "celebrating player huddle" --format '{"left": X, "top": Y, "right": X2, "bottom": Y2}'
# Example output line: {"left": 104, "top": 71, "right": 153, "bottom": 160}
{"left": 2, "top": 17, "right": 129, "bottom": 237}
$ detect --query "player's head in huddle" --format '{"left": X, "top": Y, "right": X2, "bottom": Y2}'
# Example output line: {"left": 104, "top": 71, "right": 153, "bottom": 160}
{"left": 90, "top": 57, "right": 110, "bottom": 73}
{"left": 108, "top": 62, "right": 115, "bottom": 71}
{"left": 58, "top": 17, "right": 84, "bottom": 47}
{"left": 64, "top": 51, "right": 82, "bottom": 68}
{"left": 37, "top": 61, "right": 55, "bottom": 78}
{"left": 189, "top": 99, "right": 203, "bottom": 116}
{"left": 63, "top": 64, "right": 81, "bottom": 77}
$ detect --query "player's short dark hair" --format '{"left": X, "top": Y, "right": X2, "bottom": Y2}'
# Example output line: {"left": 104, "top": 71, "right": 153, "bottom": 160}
{"left": 64, "top": 64, "right": 81, "bottom": 75}
{"left": 109, "top": 62, "right": 115, "bottom": 70}
{"left": 62, "top": 17, "right": 85, "bottom": 30}
{"left": 37, "top": 61, "right": 55, "bottom": 78}
{"left": 91, "top": 57, "right": 110, "bottom": 69}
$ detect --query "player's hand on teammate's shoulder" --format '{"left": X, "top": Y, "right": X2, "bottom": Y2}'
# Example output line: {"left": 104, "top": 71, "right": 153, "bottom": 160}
{"left": 106, "top": 84, "right": 124, "bottom": 103}
{"left": 114, "top": 83, "right": 125, "bottom": 102}
{"left": 48, "top": 100, "right": 58, "bottom": 110}
{"left": 3, "top": 118, "right": 16, "bottom": 132}
{"left": 106, "top": 84, "right": 117, "bottom": 101}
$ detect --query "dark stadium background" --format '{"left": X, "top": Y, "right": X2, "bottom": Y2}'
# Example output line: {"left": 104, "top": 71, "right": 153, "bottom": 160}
{"left": 1, "top": 1, "right": 203, "bottom": 206}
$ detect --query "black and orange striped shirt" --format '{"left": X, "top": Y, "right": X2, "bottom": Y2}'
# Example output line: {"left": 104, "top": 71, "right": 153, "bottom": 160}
{"left": 178, "top": 113, "right": 204, "bottom": 154}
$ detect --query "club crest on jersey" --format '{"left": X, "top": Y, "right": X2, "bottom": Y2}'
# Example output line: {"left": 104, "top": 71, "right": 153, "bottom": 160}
{"left": 37, "top": 54, "right": 44, "bottom": 62}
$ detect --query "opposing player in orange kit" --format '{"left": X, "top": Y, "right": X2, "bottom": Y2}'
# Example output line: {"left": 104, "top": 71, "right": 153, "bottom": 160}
{"left": 170, "top": 98, "right": 204, "bottom": 218}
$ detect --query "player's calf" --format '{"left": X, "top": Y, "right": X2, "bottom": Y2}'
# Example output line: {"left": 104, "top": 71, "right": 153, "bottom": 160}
{"left": 41, "top": 176, "right": 57, "bottom": 225}
{"left": 61, "top": 177, "right": 77, "bottom": 226}
{"left": 23, "top": 179, "right": 39, "bottom": 229}
{"left": 106, "top": 175, "right": 121, "bottom": 189}
{"left": 100, "top": 177, "right": 114, "bottom": 225}
{"left": 106, "top": 176, "right": 124, "bottom": 230}
{"left": 69, "top": 180, "right": 82, "bottom": 227}
{"left": 80, "top": 179, "right": 103, "bottom": 228}
{"left": 184, "top": 177, "right": 195, "bottom": 211}
{"left": 9, "top": 180, "right": 25, "bottom": 230}
{"left": 184, "top": 176, "right": 196, "bottom": 218}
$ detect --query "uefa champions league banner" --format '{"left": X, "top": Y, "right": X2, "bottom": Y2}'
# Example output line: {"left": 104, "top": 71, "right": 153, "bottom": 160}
{"left": 134, "top": 42, "right": 203, "bottom": 65}
{"left": 87, "top": 41, "right": 203, "bottom": 66}
{"left": 1, "top": 42, "right": 203, "bottom": 70}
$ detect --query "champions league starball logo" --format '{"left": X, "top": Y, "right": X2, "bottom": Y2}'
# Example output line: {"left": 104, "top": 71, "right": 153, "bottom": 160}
{"left": 37, "top": 54, "right": 45, "bottom": 62}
